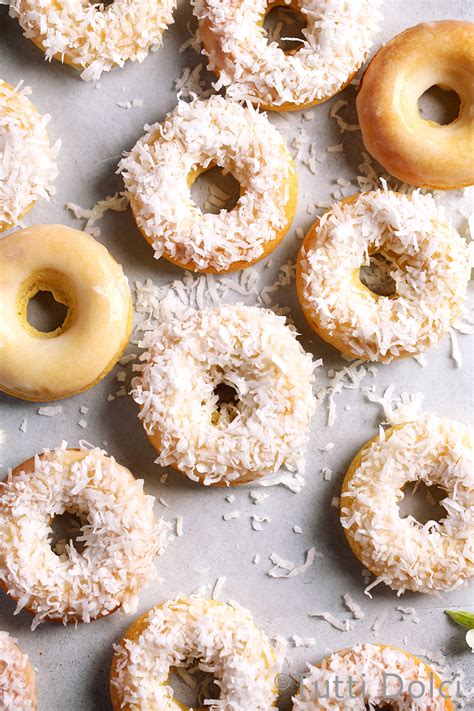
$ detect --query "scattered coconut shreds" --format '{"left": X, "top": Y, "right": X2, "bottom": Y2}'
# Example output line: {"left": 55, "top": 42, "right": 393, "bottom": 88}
{"left": 79, "top": 406, "right": 89, "bottom": 415}
{"left": 251, "top": 515, "right": 269, "bottom": 531}
{"left": 331, "top": 497, "right": 340, "bottom": 508}
{"left": 175, "top": 516, "right": 184, "bottom": 537}
{"left": 371, "top": 613, "right": 390, "bottom": 633}
{"left": 449, "top": 328, "right": 462, "bottom": 368}
{"left": 253, "top": 554, "right": 261, "bottom": 565}
{"left": 211, "top": 576, "right": 226, "bottom": 600}
{"left": 293, "top": 526, "right": 303, "bottom": 534}
{"left": 117, "top": 99, "right": 143, "bottom": 109}
{"left": 226, "top": 494, "right": 236, "bottom": 504}
{"left": 310, "top": 612, "right": 351, "bottom": 632}
{"left": 37, "top": 406, "right": 62, "bottom": 417}
{"left": 158, "top": 497, "right": 169, "bottom": 508}
{"left": 315, "top": 361, "right": 368, "bottom": 426}
{"left": 323, "top": 467, "right": 333, "bottom": 481}
{"left": 174, "top": 64, "right": 212, "bottom": 100}
{"left": 19, "top": 419, "right": 27, "bottom": 433}
{"left": 292, "top": 635, "right": 316, "bottom": 648}
{"left": 249, "top": 490, "right": 269, "bottom": 505}
{"left": 268, "top": 547, "right": 320, "bottom": 579}
{"left": 396, "top": 606, "right": 420, "bottom": 624}
{"left": 223, "top": 511, "right": 240, "bottom": 522}
{"left": 66, "top": 192, "right": 129, "bottom": 238}
{"left": 365, "top": 385, "right": 424, "bottom": 426}
{"left": 330, "top": 99, "right": 360, "bottom": 133}
{"left": 342, "top": 592, "right": 365, "bottom": 620}
{"left": 78, "top": 419, "right": 88, "bottom": 429}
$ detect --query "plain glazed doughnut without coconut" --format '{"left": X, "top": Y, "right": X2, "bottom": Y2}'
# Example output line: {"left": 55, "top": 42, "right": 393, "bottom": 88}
{"left": 110, "top": 596, "right": 282, "bottom": 710}
{"left": 0, "top": 81, "right": 59, "bottom": 233}
{"left": 357, "top": 21, "right": 474, "bottom": 189}
{"left": 293, "top": 643, "right": 455, "bottom": 709}
{"left": 120, "top": 96, "right": 297, "bottom": 273}
{"left": 193, "top": 0, "right": 383, "bottom": 111}
{"left": 0, "top": 224, "right": 132, "bottom": 401}
{"left": 296, "top": 188, "right": 470, "bottom": 363}
{"left": 9, "top": 0, "right": 177, "bottom": 81}
{"left": 0, "top": 446, "right": 172, "bottom": 628}
{"left": 133, "top": 303, "right": 316, "bottom": 486}
{"left": 340, "top": 415, "right": 474, "bottom": 595}
{"left": 0, "top": 633, "right": 37, "bottom": 711}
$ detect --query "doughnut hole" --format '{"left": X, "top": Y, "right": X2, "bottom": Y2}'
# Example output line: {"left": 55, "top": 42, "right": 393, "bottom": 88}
{"left": 17, "top": 270, "right": 77, "bottom": 339}
{"left": 49, "top": 511, "right": 87, "bottom": 556}
{"left": 211, "top": 380, "right": 240, "bottom": 424}
{"left": 359, "top": 253, "right": 396, "bottom": 297}
{"left": 169, "top": 664, "right": 221, "bottom": 708}
{"left": 418, "top": 85, "right": 461, "bottom": 126}
{"left": 263, "top": 2, "right": 308, "bottom": 53}
{"left": 190, "top": 165, "right": 241, "bottom": 215}
{"left": 398, "top": 481, "right": 448, "bottom": 528}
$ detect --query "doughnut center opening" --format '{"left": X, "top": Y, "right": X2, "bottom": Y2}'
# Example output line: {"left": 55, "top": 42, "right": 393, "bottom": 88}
{"left": 190, "top": 165, "right": 241, "bottom": 214}
{"left": 263, "top": 4, "right": 308, "bottom": 53}
{"left": 27, "top": 290, "right": 69, "bottom": 334}
{"left": 169, "top": 665, "right": 221, "bottom": 707}
{"left": 359, "top": 253, "right": 396, "bottom": 297}
{"left": 418, "top": 85, "right": 461, "bottom": 125}
{"left": 49, "top": 511, "right": 86, "bottom": 556}
{"left": 399, "top": 481, "right": 448, "bottom": 527}
{"left": 211, "top": 381, "right": 240, "bottom": 424}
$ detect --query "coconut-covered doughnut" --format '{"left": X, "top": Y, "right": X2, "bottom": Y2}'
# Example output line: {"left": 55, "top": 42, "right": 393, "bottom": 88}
{"left": 0, "top": 633, "right": 37, "bottom": 711}
{"left": 357, "top": 21, "right": 474, "bottom": 189}
{"left": 0, "top": 224, "right": 132, "bottom": 401}
{"left": 193, "top": 0, "right": 383, "bottom": 111}
{"left": 120, "top": 96, "right": 297, "bottom": 273}
{"left": 132, "top": 304, "right": 316, "bottom": 485}
{"left": 293, "top": 643, "right": 454, "bottom": 709}
{"left": 0, "top": 446, "right": 172, "bottom": 627}
{"left": 296, "top": 188, "right": 470, "bottom": 363}
{"left": 9, "top": 0, "right": 176, "bottom": 82}
{"left": 110, "top": 596, "right": 282, "bottom": 710}
{"left": 0, "top": 81, "right": 59, "bottom": 233}
{"left": 340, "top": 415, "right": 474, "bottom": 595}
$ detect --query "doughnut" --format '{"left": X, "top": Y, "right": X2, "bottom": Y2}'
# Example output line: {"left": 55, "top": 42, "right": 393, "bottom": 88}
{"left": 9, "top": 0, "right": 176, "bottom": 82}
{"left": 133, "top": 303, "right": 316, "bottom": 486}
{"left": 340, "top": 415, "right": 474, "bottom": 595}
{"left": 296, "top": 188, "right": 470, "bottom": 363}
{"left": 293, "top": 643, "right": 454, "bottom": 709}
{"left": 0, "top": 81, "right": 59, "bottom": 233}
{"left": 0, "top": 446, "right": 171, "bottom": 627}
{"left": 192, "top": 0, "right": 383, "bottom": 111}
{"left": 0, "top": 633, "right": 37, "bottom": 710}
{"left": 357, "top": 21, "right": 474, "bottom": 189}
{"left": 0, "top": 224, "right": 132, "bottom": 401}
{"left": 119, "top": 96, "right": 297, "bottom": 273}
{"left": 110, "top": 596, "right": 282, "bottom": 710}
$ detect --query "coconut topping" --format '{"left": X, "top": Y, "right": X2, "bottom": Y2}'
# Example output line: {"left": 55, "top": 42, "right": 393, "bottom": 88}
{"left": 0, "top": 81, "right": 59, "bottom": 231}
{"left": 293, "top": 643, "right": 451, "bottom": 709}
{"left": 0, "top": 446, "right": 172, "bottom": 628}
{"left": 132, "top": 303, "right": 316, "bottom": 485}
{"left": 193, "top": 0, "right": 383, "bottom": 107}
{"left": 298, "top": 188, "right": 471, "bottom": 362}
{"left": 111, "top": 596, "right": 282, "bottom": 709}
{"left": 341, "top": 415, "right": 474, "bottom": 594}
{"left": 119, "top": 96, "right": 296, "bottom": 272}
{"left": 9, "top": 0, "right": 176, "bottom": 81}
{"left": 0, "top": 633, "right": 36, "bottom": 711}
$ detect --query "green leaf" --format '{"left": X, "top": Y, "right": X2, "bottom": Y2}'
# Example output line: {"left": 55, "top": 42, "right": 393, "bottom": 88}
{"left": 445, "top": 610, "right": 474, "bottom": 630}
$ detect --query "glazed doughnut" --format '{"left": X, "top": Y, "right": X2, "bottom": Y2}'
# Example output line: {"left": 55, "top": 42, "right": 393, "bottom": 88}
{"left": 293, "top": 643, "right": 454, "bottom": 709}
{"left": 357, "top": 21, "right": 474, "bottom": 189}
{"left": 0, "top": 81, "right": 59, "bottom": 233}
{"left": 110, "top": 596, "right": 282, "bottom": 710}
{"left": 296, "top": 188, "right": 470, "bottom": 363}
{"left": 193, "top": 0, "right": 383, "bottom": 111}
{"left": 133, "top": 304, "right": 316, "bottom": 485}
{"left": 120, "top": 96, "right": 297, "bottom": 273}
{"left": 9, "top": 0, "right": 176, "bottom": 81}
{"left": 0, "top": 224, "right": 132, "bottom": 401}
{"left": 340, "top": 415, "right": 474, "bottom": 595}
{"left": 0, "top": 446, "right": 171, "bottom": 627}
{"left": 0, "top": 633, "right": 37, "bottom": 710}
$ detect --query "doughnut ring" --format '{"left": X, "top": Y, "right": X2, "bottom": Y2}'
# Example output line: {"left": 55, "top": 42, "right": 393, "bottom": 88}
{"left": 0, "top": 633, "right": 37, "bottom": 710}
{"left": 110, "top": 596, "right": 282, "bottom": 710}
{"left": 9, "top": 0, "right": 177, "bottom": 81}
{"left": 296, "top": 188, "right": 470, "bottom": 363}
{"left": 193, "top": 0, "right": 383, "bottom": 111}
{"left": 357, "top": 20, "right": 474, "bottom": 189}
{"left": 293, "top": 643, "right": 455, "bottom": 709}
{"left": 133, "top": 303, "right": 316, "bottom": 486}
{"left": 0, "top": 224, "right": 132, "bottom": 401}
{"left": 120, "top": 96, "right": 297, "bottom": 273}
{"left": 0, "top": 80, "right": 59, "bottom": 232}
{"left": 340, "top": 415, "right": 474, "bottom": 594}
{"left": 0, "top": 446, "right": 171, "bottom": 627}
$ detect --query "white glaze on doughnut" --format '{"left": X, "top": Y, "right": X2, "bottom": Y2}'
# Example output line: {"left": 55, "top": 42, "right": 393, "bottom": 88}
{"left": 133, "top": 304, "right": 317, "bottom": 485}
